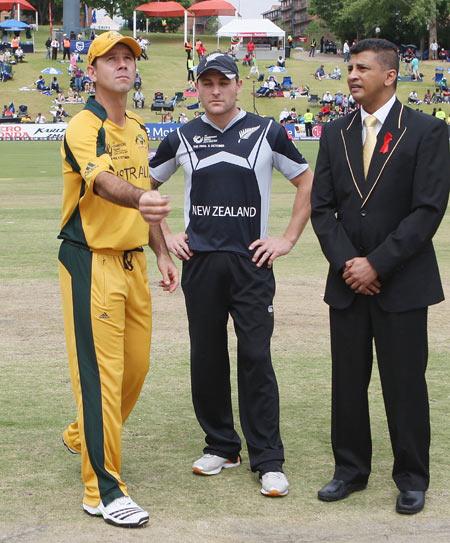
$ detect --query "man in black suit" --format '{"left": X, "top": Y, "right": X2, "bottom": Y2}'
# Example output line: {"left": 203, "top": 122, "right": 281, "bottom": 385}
{"left": 311, "top": 39, "right": 449, "bottom": 514}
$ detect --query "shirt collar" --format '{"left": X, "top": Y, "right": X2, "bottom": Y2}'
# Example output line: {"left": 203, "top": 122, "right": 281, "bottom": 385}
{"left": 201, "top": 109, "right": 246, "bottom": 133}
{"left": 360, "top": 94, "right": 396, "bottom": 126}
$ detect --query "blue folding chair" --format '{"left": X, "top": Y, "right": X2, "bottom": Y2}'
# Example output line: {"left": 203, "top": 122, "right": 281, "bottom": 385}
{"left": 282, "top": 76, "right": 293, "bottom": 90}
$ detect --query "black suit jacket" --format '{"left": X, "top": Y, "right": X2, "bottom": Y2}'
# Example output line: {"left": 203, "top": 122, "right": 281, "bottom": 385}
{"left": 311, "top": 100, "right": 450, "bottom": 312}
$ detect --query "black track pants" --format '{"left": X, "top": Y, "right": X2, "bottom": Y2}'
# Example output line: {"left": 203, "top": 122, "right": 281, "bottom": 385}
{"left": 182, "top": 252, "right": 285, "bottom": 473}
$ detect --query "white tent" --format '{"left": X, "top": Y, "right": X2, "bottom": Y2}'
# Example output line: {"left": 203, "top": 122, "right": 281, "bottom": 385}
{"left": 90, "top": 15, "right": 120, "bottom": 31}
{"left": 217, "top": 18, "right": 285, "bottom": 52}
{"left": 217, "top": 18, "right": 285, "bottom": 39}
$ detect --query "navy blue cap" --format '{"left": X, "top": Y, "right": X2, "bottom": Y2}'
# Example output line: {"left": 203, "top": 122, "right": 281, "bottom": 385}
{"left": 196, "top": 53, "right": 239, "bottom": 80}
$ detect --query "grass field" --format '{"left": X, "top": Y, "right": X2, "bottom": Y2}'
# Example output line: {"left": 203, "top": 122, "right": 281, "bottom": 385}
{"left": 0, "top": 136, "right": 449, "bottom": 542}
{"left": 0, "top": 27, "right": 449, "bottom": 123}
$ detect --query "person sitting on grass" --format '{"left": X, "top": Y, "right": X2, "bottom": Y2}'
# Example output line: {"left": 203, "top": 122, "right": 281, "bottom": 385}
{"left": 55, "top": 103, "right": 68, "bottom": 122}
{"left": 330, "top": 66, "right": 341, "bottom": 80}
{"left": 51, "top": 76, "right": 60, "bottom": 94}
{"left": 35, "top": 75, "right": 50, "bottom": 92}
{"left": 423, "top": 89, "right": 432, "bottom": 105}
{"left": 277, "top": 55, "right": 285, "bottom": 68}
{"left": 315, "top": 64, "right": 326, "bottom": 80}
{"left": 408, "top": 90, "right": 421, "bottom": 104}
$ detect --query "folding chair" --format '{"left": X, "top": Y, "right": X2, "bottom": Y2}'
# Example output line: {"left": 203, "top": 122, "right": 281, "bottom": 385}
{"left": 308, "top": 94, "right": 320, "bottom": 106}
{"left": 281, "top": 76, "right": 293, "bottom": 90}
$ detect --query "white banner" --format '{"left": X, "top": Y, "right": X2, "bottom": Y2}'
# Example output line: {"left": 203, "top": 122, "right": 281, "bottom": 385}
{"left": 0, "top": 123, "right": 68, "bottom": 141}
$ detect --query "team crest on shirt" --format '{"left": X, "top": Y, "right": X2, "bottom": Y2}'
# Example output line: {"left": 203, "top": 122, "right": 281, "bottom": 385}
{"left": 238, "top": 125, "right": 260, "bottom": 143}
{"left": 135, "top": 134, "right": 147, "bottom": 148}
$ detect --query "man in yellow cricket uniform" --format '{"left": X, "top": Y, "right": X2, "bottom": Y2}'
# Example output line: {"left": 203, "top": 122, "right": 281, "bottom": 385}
{"left": 58, "top": 31, "right": 178, "bottom": 528}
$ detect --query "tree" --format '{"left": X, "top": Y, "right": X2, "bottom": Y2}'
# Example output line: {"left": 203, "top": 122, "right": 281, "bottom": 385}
{"left": 309, "top": 0, "right": 449, "bottom": 45}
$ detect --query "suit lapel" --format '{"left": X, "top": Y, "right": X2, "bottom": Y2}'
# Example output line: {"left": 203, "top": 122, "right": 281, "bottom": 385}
{"left": 341, "top": 110, "right": 365, "bottom": 199}
{"left": 362, "top": 100, "right": 408, "bottom": 206}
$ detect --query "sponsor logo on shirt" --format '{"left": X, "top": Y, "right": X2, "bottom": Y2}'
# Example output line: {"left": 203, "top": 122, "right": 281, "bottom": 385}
{"left": 106, "top": 142, "right": 129, "bottom": 159}
{"left": 238, "top": 125, "right": 260, "bottom": 143}
{"left": 84, "top": 162, "right": 97, "bottom": 176}
{"left": 193, "top": 134, "right": 218, "bottom": 144}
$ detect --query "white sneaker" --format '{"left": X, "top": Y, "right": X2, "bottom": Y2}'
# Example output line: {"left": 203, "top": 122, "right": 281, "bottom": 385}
{"left": 62, "top": 437, "right": 79, "bottom": 455}
{"left": 192, "top": 453, "right": 241, "bottom": 475}
{"left": 83, "top": 496, "right": 149, "bottom": 528}
{"left": 260, "top": 472, "right": 289, "bottom": 497}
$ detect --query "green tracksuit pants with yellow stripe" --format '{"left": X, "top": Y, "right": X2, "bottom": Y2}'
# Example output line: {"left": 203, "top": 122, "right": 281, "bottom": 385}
{"left": 58, "top": 241, "right": 151, "bottom": 507}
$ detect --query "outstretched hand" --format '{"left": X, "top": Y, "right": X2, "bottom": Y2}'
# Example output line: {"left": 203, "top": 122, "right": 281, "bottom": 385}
{"left": 138, "top": 190, "right": 171, "bottom": 225}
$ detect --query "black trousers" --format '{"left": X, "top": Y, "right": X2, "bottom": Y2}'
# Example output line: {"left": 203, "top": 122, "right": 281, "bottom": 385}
{"left": 182, "top": 252, "right": 284, "bottom": 473}
{"left": 305, "top": 122, "right": 312, "bottom": 137}
{"left": 329, "top": 296, "right": 430, "bottom": 491}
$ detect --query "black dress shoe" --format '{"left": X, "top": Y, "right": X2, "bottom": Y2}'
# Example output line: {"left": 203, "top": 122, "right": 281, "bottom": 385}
{"left": 318, "top": 478, "right": 367, "bottom": 502}
{"left": 396, "top": 490, "right": 425, "bottom": 515}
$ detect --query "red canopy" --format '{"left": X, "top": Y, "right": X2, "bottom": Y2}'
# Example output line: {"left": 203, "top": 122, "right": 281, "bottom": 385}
{"left": 0, "top": 0, "right": 36, "bottom": 10}
{"left": 188, "top": 0, "right": 236, "bottom": 16}
{"left": 135, "top": 1, "right": 187, "bottom": 18}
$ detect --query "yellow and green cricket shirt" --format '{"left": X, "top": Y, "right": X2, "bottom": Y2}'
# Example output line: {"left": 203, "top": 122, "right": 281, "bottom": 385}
{"left": 59, "top": 96, "right": 150, "bottom": 251}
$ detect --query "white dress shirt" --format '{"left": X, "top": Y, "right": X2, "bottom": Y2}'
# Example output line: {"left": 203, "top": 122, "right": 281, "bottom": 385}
{"left": 360, "top": 94, "right": 396, "bottom": 143}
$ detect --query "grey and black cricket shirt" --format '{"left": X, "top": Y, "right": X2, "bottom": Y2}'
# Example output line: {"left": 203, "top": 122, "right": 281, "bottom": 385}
{"left": 150, "top": 110, "right": 309, "bottom": 256}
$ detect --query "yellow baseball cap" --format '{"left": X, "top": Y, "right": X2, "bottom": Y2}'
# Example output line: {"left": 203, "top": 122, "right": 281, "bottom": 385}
{"left": 87, "top": 31, "right": 141, "bottom": 65}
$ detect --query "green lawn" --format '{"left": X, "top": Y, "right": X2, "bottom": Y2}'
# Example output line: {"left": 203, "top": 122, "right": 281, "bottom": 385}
{"left": 0, "top": 140, "right": 449, "bottom": 542}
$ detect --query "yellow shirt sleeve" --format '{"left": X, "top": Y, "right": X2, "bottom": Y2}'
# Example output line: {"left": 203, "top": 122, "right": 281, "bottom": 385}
{"left": 64, "top": 111, "right": 114, "bottom": 187}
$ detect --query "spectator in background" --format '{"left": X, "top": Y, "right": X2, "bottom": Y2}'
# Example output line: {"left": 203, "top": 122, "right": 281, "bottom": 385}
{"left": 45, "top": 36, "right": 52, "bottom": 59}
{"left": 162, "top": 111, "right": 174, "bottom": 123}
{"left": 322, "top": 90, "right": 334, "bottom": 106}
{"left": 195, "top": 40, "right": 206, "bottom": 61}
{"left": 34, "top": 113, "right": 47, "bottom": 124}
{"left": 187, "top": 56, "right": 195, "bottom": 82}
{"left": 137, "top": 37, "right": 148, "bottom": 60}
{"left": 35, "top": 76, "right": 50, "bottom": 91}
{"left": 11, "top": 35, "right": 20, "bottom": 56}
{"left": 14, "top": 46, "right": 24, "bottom": 63}
{"left": 330, "top": 66, "right": 341, "bottom": 80}
{"left": 408, "top": 90, "right": 420, "bottom": 104}
{"left": 309, "top": 38, "right": 317, "bottom": 57}
{"left": 246, "top": 39, "right": 255, "bottom": 59}
{"left": 287, "top": 107, "right": 298, "bottom": 122}
{"left": 133, "top": 88, "right": 145, "bottom": 109}
{"left": 343, "top": 40, "right": 350, "bottom": 62}
{"left": 435, "top": 108, "right": 446, "bottom": 121}
{"left": 430, "top": 40, "right": 438, "bottom": 60}
{"left": 303, "top": 108, "right": 314, "bottom": 137}
{"left": 51, "top": 37, "right": 59, "bottom": 60}
{"left": 423, "top": 89, "right": 432, "bottom": 104}
{"left": 62, "top": 34, "right": 71, "bottom": 61}
{"left": 315, "top": 64, "right": 325, "bottom": 80}
{"left": 51, "top": 76, "right": 60, "bottom": 94}
{"left": 184, "top": 39, "right": 193, "bottom": 59}
{"left": 277, "top": 55, "right": 285, "bottom": 68}
{"left": 411, "top": 55, "right": 420, "bottom": 80}
{"left": 134, "top": 70, "right": 142, "bottom": 90}
{"left": 178, "top": 112, "right": 188, "bottom": 124}
{"left": 55, "top": 103, "right": 68, "bottom": 122}
{"left": 279, "top": 106, "right": 290, "bottom": 122}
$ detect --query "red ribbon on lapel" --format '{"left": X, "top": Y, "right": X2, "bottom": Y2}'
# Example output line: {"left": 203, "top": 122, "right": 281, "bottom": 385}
{"left": 379, "top": 131, "right": 393, "bottom": 154}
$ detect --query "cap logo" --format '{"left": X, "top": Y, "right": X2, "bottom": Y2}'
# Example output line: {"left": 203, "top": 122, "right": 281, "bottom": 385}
{"left": 205, "top": 52, "right": 224, "bottom": 63}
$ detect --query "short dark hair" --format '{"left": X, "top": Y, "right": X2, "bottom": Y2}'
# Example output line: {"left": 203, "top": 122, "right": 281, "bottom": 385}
{"left": 350, "top": 38, "right": 399, "bottom": 72}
